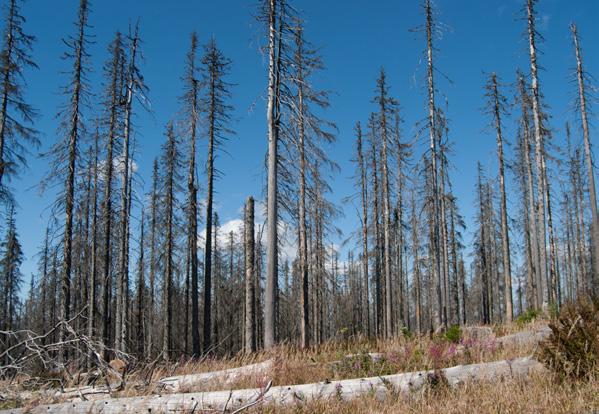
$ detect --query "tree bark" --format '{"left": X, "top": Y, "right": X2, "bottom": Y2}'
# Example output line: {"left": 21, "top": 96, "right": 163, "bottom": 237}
{"left": 425, "top": 0, "right": 443, "bottom": 331}
{"left": 489, "top": 73, "right": 513, "bottom": 320}
{"left": 572, "top": 23, "right": 599, "bottom": 296}
{"left": 356, "top": 122, "right": 370, "bottom": 336}
{"left": 527, "top": 0, "right": 549, "bottom": 306}
{"left": 244, "top": 196, "right": 256, "bottom": 354}
{"left": 59, "top": 0, "right": 89, "bottom": 362}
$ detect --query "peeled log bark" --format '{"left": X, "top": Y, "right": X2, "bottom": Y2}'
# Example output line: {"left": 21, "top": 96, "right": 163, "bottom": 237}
{"left": 156, "top": 359, "right": 274, "bottom": 393}
{"left": 3, "top": 357, "right": 545, "bottom": 414}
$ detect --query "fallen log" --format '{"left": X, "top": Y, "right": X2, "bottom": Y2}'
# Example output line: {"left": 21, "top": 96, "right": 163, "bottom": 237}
{"left": 461, "top": 326, "right": 494, "bottom": 341}
{"left": 2, "top": 357, "right": 544, "bottom": 413}
{"left": 0, "top": 359, "right": 274, "bottom": 404}
{"left": 156, "top": 358, "right": 274, "bottom": 393}
{"left": 497, "top": 325, "right": 551, "bottom": 347}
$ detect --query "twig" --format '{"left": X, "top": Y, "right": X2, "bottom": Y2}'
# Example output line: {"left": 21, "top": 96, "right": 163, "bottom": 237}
{"left": 231, "top": 380, "right": 273, "bottom": 414}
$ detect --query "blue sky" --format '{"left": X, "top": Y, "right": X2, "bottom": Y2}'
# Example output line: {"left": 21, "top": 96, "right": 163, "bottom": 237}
{"left": 6, "top": 0, "right": 599, "bottom": 282}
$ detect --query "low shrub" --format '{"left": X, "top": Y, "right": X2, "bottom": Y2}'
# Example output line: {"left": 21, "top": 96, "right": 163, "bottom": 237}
{"left": 516, "top": 308, "right": 540, "bottom": 327}
{"left": 443, "top": 325, "right": 462, "bottom": 344}
{"left": 536, "top": 298, "right": 599, "bottom": 380}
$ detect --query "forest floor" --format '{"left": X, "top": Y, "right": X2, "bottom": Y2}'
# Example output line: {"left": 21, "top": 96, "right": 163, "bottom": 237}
{"left": 1, "top": 318, "right": 598, "bottom": 413}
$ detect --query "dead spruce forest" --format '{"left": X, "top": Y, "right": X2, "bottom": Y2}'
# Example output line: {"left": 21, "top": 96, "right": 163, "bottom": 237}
{"left": 0, "top": 0, "right": 598, "bottom": 404}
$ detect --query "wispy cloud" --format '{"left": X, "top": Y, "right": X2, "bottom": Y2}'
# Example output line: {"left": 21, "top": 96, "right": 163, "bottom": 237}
{"left": 539, "top": 14, "right": 551, "bottom": 30}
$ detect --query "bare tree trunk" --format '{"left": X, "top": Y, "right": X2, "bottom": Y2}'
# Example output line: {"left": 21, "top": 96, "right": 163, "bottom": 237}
{"left": 356, "top": 122, "right": 370, "bottom": 336}
{"left": 146, "top": 159, "right": 158, "bottom": 357}
{"left": 182, "top": 33, "right": 200, "bottom": 357}
{"left": 163, "top": 123, "right": 176, "bottom": 361}
{"left": 115, "top": 27, "right": 139, "bottom": 354}
{"left": 244, "top": 196, "right": 256, "bottom": 353}
{"left": 449, "top": 201, "right": 460, "bottom": 325}
{"left": 477, "top": 164, "right": 490, "bottom": 324}
{"left": 410, "top": 191, "right": 422, "bottom": 334}
{"left": 295, "top": 27, "right": 310, "bottom": 348}
{"left": 369, "top": 118, "right": 382, "bottom": 336}
{"left": 572, "top": 147, "right": 588, "bottom": 296}
{"left": 40, "top": 227, "right": 50, "bottom": 343}
{"left": 527, "top": 0, "right": 549, "bottom": 307}
{"left": 87, "top": 129, "right": 99, "bottom": 369}
{"left": 517, "top": 73, "right": 540, "bottom": 309}
{"left": 439, "top": 154, "right": 450, "bottom": 326}
{"left": 202, "top": 53, "right": 217, "bottom": 356}
{"left": 100, "top": 32, "right": 123, "bottom": 359}
{"left": 572, "top": 23, "right": 599, "bottom": 296}
{"left": 376, "top": 70, "right": 394, "bottom": 338}
{"left": 264, "top": 0, "right": 280, "bottom": 350}
{"left": 135, "top": 212, "right": 145, "bottom": 356}
{"left": 59, "top": 0, "right": 89, "bottom": 361}
{"left": 425, "top": 0, "right": 443, "bottom": 331}
{"left": 489, "top": 73, "right": 513, "bottom": 320}
{"left": 543, "top": 162, "right": 560, "bottom": 305}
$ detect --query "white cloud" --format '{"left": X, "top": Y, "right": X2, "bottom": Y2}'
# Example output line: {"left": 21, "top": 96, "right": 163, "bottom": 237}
{"left": 539, "top": 14, "right": 551, "bottom": 30}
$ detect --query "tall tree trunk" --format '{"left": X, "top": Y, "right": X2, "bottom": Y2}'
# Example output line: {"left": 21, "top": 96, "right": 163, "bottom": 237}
{"left": 136, "top": 213, "right": 145, "bottom": 356}
{"left": 100, "top": 32, "right": 123, "bottom": 359}
{"left": 163, "top": 124, "right": 176, "bottom": 361}
{"left": 369, "top": 118, "right": 382, "bottom": 336}
{"left": 376, "top": 70, "right": 394, "bottom": 337}
{"left": 517, "top": 73, "right": 540, "bottom": 309}
{"left": 0, "top": 0, "right": 16, "bottom": 185}
{"left": 527, "top": 0, "right": 549, "bottom": 307}
{"left": 87, "top": 128, "right": 99, "bottom": 369}
{"left": 146, "top": 159, "right": 158, "bottom": 357}
{"left": 295, "top": 27, "right": 310, "bottom": 348}
{"left": 477, "top": 164, "right": 490, "bottom": 324}
{"left": 425, "top": 0, "right": 443, "bottom": 331}
{"left": 410, "top": 192, "right": 422, "bottom": 334}
{"left": 264, "top": 0, "right": 280, "bottom": 350}
{"left": 184, "top": 33, "right": 200, "bottom": 357}
{"left": 439, "top": 153, "right": 450, "bottom": 326}
{"left": 489, "top": 74, "right": 513, "bottom": 320}
{"left": 572, "top": 23, "right": 599, "bottom": 296}
{"left": 202, "top": 43, "right": 218, "bottom": 354}
{"left": 244, "top": 196, "right": 256, "bottom": 353}
{"left": 59, "top": 0, "right": 89, "bottom": 361}
{"left": 356, "top": 122, "right": 370, "bottom": 336}
{"left": 115, "top": 27, "right": 139, "bottom": 353}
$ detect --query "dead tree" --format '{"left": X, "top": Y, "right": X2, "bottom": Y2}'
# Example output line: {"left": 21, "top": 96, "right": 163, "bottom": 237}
{"left": 410, "top": 190, "right": 422, "bottom": 334}
{"left": 0, "top": 0, "right": 38, "bottom": 190}
{"left": 484, "top": 73, "right": 513, "bottom": 320}
{"left": 244, "top": 196, "right": 256, "bottom": 353}
{"left": 115, "top": 25, "right": 144, "bottom": 354}
{"left": 99, "top": 31, "right": 124, "bottom": 359}
{"left": 264, "top": 0, "right": 283, "bottom": 350}
{"left": 135, "top": 212, "right": 145, "bottom": 356}
{"left": 374, "top": 69, "right": 397, "bottom": 337}
{"left": 161, "top": 122, "right": 179, "bottom": 360}
{"left": 201, "top": 38, "right": 233, "bottom": 354}
{"left": 147, "top": 158, "right": 159, "bottom": 356}
{"left": 423, "top": 0, "right": 443, "bottom": 330}
{"left": 40, "top": 0, "right": 91, "bottom": 361}
{"left": 526, "top": 0, "right": 549, "bottom": 306}
{"left": 571, "top": 23, "right": 598, "bottom": 295}
{"left": 354, "top": 122, "right": 370, "bottom": 335}
{"left": 516, "top": 71, "right": 541, "bottom": 309}
{"left": 180, "top": 32, "right": 201, "bottom": 357}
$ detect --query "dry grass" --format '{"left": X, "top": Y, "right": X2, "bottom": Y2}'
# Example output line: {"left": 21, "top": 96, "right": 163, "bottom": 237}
{"left": 0, "top": 318, "right": 571, "bottom": 411}
{"left": 258, "top": 373, "right": 599, "bottom": 414}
